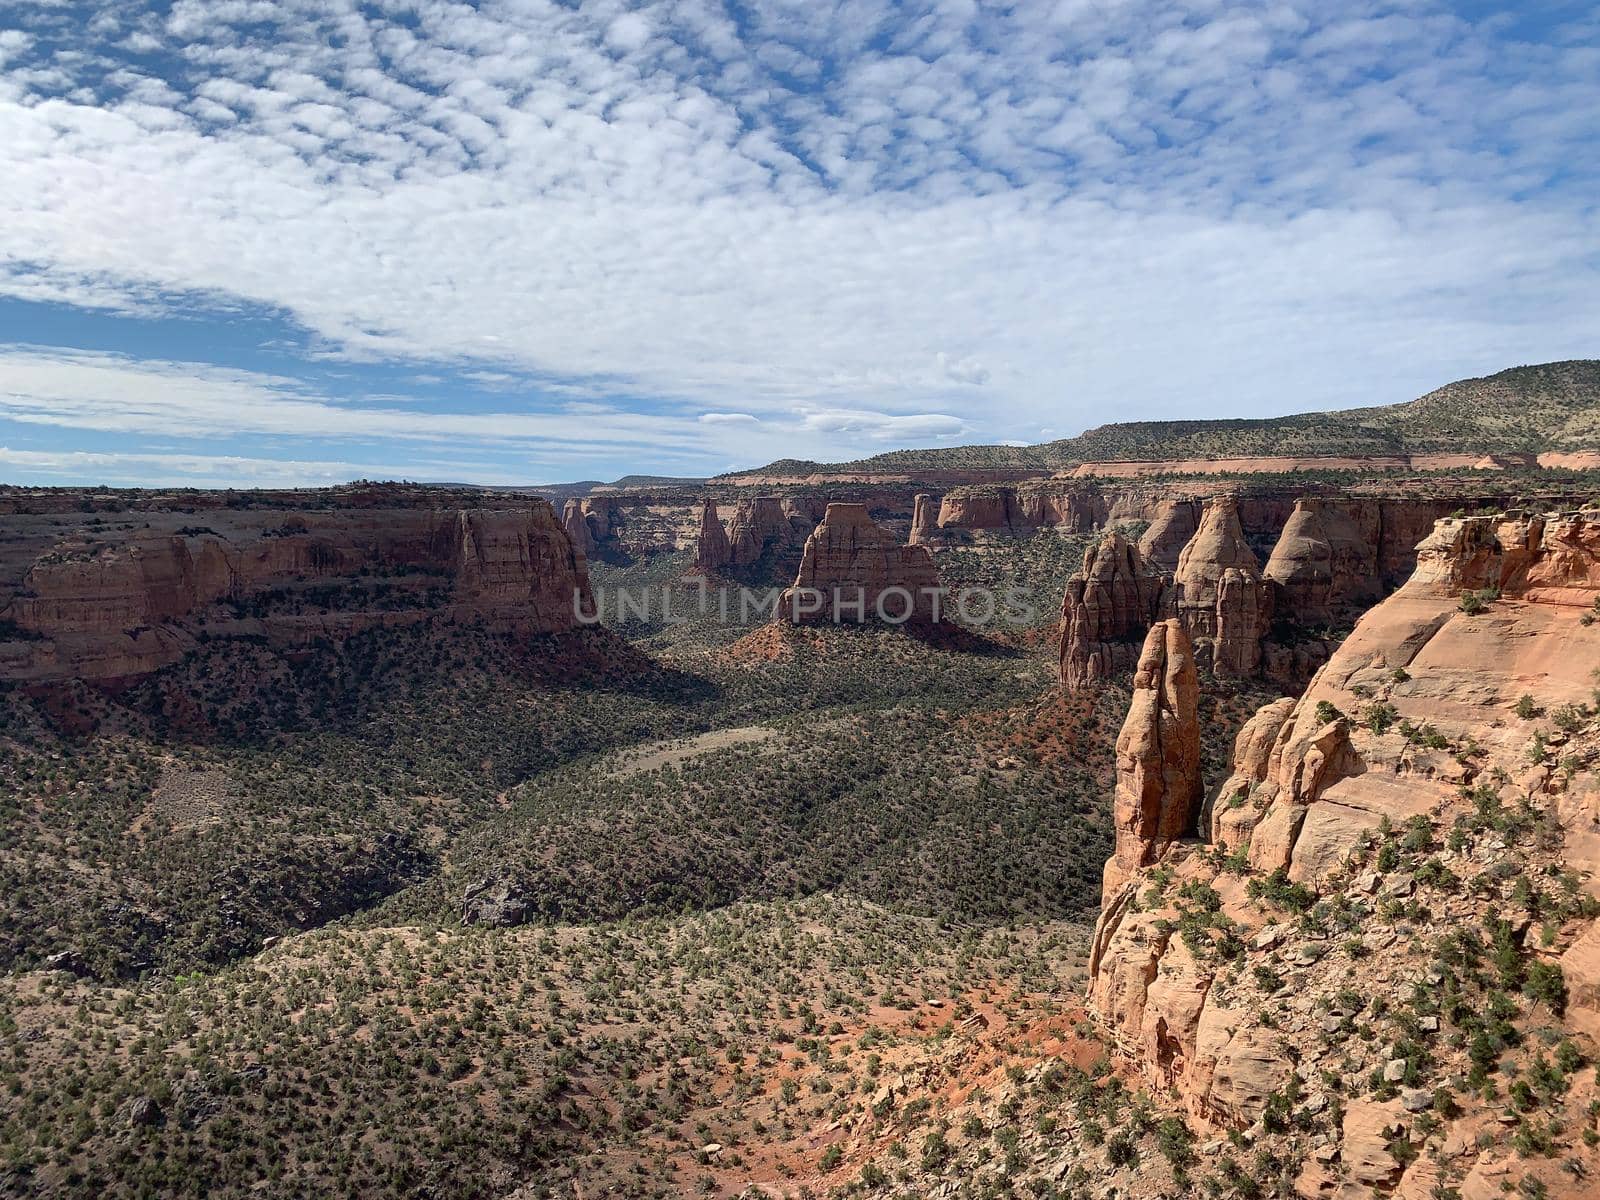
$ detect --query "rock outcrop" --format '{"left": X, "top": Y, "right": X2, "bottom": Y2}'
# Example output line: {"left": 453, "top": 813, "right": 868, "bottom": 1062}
{"left": 935, "top": 488, "right": 1021, "bottom": 534}
{"left": 690, "top": 499, "right": 731, "bottom": 574}
{"left": 725, "top": 497, "right": 805, "bottom": 567}
{"left": 1137, "top": 499, "right": 1201, "bottom": 574}
{"left": 1058, "top": 533, "right": 1168, "bottom": 690}
{"left": 908, "top": 493, "right": 939, "bottom": 545}
{"left": 1263, "top": 499, "right": 1380, "bottom": 625}
{"left": 0, "top": 497, "right": 595, "bottom": 683}
{"left": 1100, "top": 620, "right": 1201, "bottom": 903}
{"left": 780, "top": 503, "right": 941, "bottom": 624}
{"left": 1173, "top": 496, "right": 1274, "bottom": 677}
{"left": 1087, "top": 507, "right": 1600, "bottom": 1195}
{"left": 562, "top": 499, "right": 596, "bottom": 556}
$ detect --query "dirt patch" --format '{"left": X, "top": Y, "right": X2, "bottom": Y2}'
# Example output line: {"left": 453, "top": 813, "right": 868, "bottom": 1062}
{"left": 129, "top": 767, "right": 240, "bottom": 837}
{"left": 605, "top": 726, "right": 780, "bottom": 777}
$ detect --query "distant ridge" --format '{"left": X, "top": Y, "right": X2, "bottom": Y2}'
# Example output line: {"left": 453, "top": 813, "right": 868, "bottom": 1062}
{"left": 723, "top": 360, "right": 1600, "bottom": 478}
{"left": 516, "top": 474, "right": 708, "bottom": 499}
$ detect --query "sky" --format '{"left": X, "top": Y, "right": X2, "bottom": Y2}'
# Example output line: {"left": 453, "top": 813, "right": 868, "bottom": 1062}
{"left": 0, "top": 0, "right": 1596, "bottom": 488}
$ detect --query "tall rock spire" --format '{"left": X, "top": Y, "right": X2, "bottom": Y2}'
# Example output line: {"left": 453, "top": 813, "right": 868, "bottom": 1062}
{"left": 1174, "top": 496, "right": 1273, "bottom": 677}
{"left": 691, "top": 499, "right": 730, "bottom": 574}
{"left": 1102, "top": 618, "right": 1201, "bottom": 904}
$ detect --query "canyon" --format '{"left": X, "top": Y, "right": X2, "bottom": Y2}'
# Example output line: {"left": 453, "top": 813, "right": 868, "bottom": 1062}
{"left": 3, "top": 466, "right": 1590, "bottom": 688}
{"left": 3, "top": 359, "right": 1600, "bottom": 1200}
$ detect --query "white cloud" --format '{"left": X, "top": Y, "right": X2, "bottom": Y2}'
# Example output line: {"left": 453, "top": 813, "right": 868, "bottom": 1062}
{"left": 798, "top": 408, "right": 969, "bottom": 441}
{"left": 605, "top": 13, "right": 653, "bottom": 53}
{"left": 0, "top": 346, "right": 709, "bottom": 452}
{"left": 0, "top": 0, "right": 1594, "bottom": 477}
{"left": 0, "top": 447, "right": 386, "bottom": 487}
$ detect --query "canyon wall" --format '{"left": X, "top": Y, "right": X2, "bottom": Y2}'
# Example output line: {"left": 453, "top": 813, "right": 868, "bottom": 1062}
{"left": 1086, "top": 507, "right": 1600, "bottom": 1198}
{"left": 1058, "top": 490, "right": 1577, "bottom": 692}
{"left": 690, "top": 495, "right": 818, "bottom": 575}
{"left": 0, "top": 494, "right": 594, "bottom": 683}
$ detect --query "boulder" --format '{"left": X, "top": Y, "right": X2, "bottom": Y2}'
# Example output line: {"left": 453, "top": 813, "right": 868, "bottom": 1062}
{"left": 461, "top": 878, "right": 530, "bottom": 928}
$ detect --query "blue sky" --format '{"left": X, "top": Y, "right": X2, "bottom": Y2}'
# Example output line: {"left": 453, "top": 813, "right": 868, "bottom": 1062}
{"left": 0, "top": 0, "right": 1596, "bottom": 487}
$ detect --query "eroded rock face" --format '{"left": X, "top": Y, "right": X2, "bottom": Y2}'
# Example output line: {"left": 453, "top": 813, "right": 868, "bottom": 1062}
{"left": 1138, "top": 500, "right": 1200, "bottom": 574}
{"left": 690, "top": 499, "right": 731, "bottom": 574}
{"left": 1205, "top": 696, "right": 1297, "bottom": 848}
{"left": 562, "top": 499, "right": 596, "bottom": 556}
{"left": 1174, "top": 496, "right": 1274, "bottom": 677}
{"left": 780, "top": 503, "right": 941, "bottom": 624}
{"left": 1, "top": 500, "right": 595, "bottom": 682}
{"left": 1089, "top": 507, "right": 1600, "bottom": 1191}
{"left": 1058, "top": 533, "right": 1168, "bottom": 691}
{"left": 908, "top": 493, "right": 940, "bottom": 545}
{"left": 1264, "top": 499, "right": 1381, "bottom": 625}
{"left": 1101, "top": 619, "right": 1200, "bottom": 903}
{"left": 726, "top": 497, "right": 804, "bottom": 567}
{"left": 1016, "top": 485, "right": 1108, "bottom": 532}
{"left": 936, "top": 488, "right": 1021, "bottom": 533}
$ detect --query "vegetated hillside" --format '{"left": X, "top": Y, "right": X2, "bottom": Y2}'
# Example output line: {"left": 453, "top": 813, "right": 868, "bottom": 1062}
{"left": 731, "top": 360, "right": 1600, "bottom": 476}
{"left": 0, "top": 624, "right": 711, "bottom": 980}
{"left": 0, "top": 599, "right": 1279, "bottom": 1199}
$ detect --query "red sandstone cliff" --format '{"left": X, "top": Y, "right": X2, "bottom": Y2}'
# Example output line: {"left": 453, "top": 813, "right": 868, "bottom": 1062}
{"left": 780, "top": 503, "right": 941, "bottom": 624}
{"left": 562, "top": 499, "right": 597, "bottom": 556}
{"left": 1058, "top": 533, "right": 1169, "bottom": 691}
{"left": 1060, "top": 490, "right": 1512, "bottom": 693}
{"left": 907, "top": 493, "right": 940, "bottom": 546}
{"left": 690, "top": 499, "right": 732, "bottom": 574}
{"left": 0, "top": 500, "right": 594, "bottom": 683}
{"left": 1173, "top": 496, "right": 1275, "bottom": 678}
{"left": 1087, "top": 506, "right": 1600, "bottom": 1198}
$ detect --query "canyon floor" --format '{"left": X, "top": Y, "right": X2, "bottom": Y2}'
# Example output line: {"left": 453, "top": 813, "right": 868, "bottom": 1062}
{"left": 0, "top": 537, "right": 1283, "bottom": 1199}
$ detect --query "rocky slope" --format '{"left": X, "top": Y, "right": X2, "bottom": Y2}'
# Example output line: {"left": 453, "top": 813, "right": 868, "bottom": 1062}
{"left": 1087, "top": 506, "right": 1600, "bottom": 1198}
{"left": 0, "top": 489, "right": 594, "bottom": 683}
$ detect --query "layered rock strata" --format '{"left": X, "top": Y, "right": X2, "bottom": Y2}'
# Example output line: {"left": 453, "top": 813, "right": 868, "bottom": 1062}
{"left": 0, "top": 501, "right": 594, "bottom": 683}
{"left": 779, "top": 503, "right": 941, "bottom": 624}
{"left": 1087, "top": 507, "right": 1600, "bottom": 1197}
{"left": 1058, "top": 533, "right": 1169, "bottom": 690}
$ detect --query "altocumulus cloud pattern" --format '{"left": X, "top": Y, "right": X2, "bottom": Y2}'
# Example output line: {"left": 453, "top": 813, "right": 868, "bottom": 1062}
{"left": 0, "top": 0, "right": 1597, "bottom": 485}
